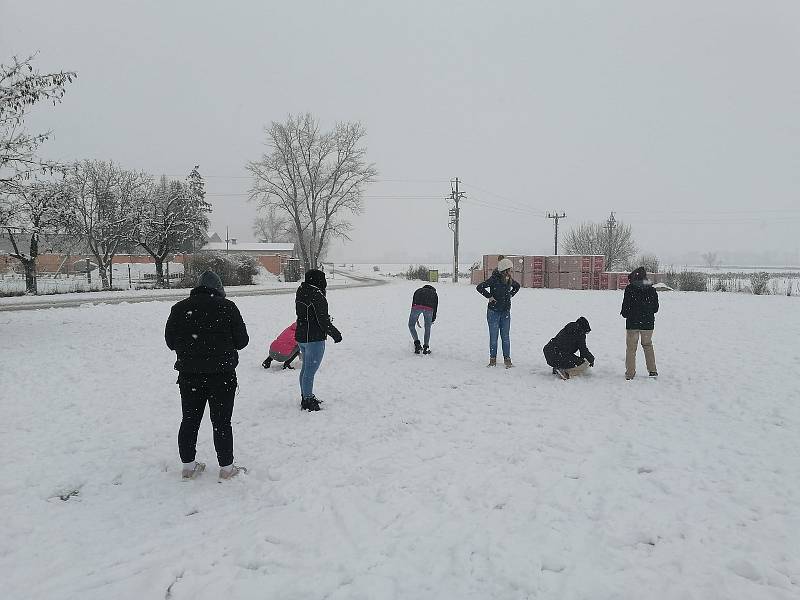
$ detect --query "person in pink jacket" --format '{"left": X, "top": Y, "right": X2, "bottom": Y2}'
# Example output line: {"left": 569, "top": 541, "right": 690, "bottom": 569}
{"left": 262, "top": 322, "right": 301, "bottom": 370}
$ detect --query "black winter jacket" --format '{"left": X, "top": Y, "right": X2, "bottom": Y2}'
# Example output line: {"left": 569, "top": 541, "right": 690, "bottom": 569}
{"left": 295, "top": 282, "right": 342, "bottom": 343}
{"left": 477, "top": 270, "right": 520, "bottom": 313}
{"left": 412, "top": 285, "right": 438, "bottom": 322}
{"left": 621, "top": 282, "right": 659, "bottom": 330}
{"left": 545, "top": 321, "right": 594, "bottom": 365}
{"left": 165, "top": 286, "right": 249, "bottom": 373}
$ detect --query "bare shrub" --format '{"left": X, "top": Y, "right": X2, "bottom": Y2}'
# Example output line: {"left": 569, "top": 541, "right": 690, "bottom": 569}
{"left": 405, "top": 265, "right": 430, "bottom": 281}
{"left": 678, "top": 271, "right": 707, "bottom": 292}
{"left": 181, "top": 252, "right": 259, "bottom": 287}
{"left": 750, "top": 272, "right": 770, "bottom": 295}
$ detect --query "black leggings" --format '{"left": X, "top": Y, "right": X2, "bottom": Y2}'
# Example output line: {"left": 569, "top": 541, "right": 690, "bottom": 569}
{"left": 178, "top": 372, "right": 237, "bottom": 466}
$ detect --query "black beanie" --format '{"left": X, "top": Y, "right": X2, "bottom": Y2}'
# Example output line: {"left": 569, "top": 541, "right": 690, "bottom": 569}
{"left": 576, "top": 316, "right": 591, "bottom": 333}
{"left": 304, "top": 269, "right": 327, "bottom": 290}
{"left": 630, "top": 267, "right": 647, "bottom": 282}
{"left": 197, "top": 270, "right": 225, "bottom": 297}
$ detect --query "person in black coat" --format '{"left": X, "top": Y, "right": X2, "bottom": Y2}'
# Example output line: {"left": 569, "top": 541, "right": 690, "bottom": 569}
{"left": 476, "top": 257, "right": 520, "bottom": 367}
{"left": 620, "top": 266, "right": 659, "bottom": 379}
{"left": 165, "top": 270, "right": 249, "bottom": 480}
{"left": 409, "top": 284, "right": 438, "bottom": 354}
{"left": 295, "top": 269, "right": 342, "bottom": 411}
{"left": 543, "top": 317, "right": 594, "bottom": 380}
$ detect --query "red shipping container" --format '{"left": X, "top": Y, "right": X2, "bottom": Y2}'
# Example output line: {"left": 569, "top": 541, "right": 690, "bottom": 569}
{"left": 592, "top": 255, "right": 605, "bottom": 272}
{"left": 522, "top": 272, "right": 544, "bottom": 288}
{"left": 599, "top": 272, "right": 610, "bottom": 290}
{"left": 545, "top": 256, "right": 560, "bottom": 273}
{"left": 545, "top": 272, "right": 560, "bottom": 288}
{"left": 617, "top": 273, "right": 630, "bottom": 289}
{"left": 524, "top": 255, "right": 545, "bottom": 273}
{"left": 470, "top": 268, "right": 485, "bottom": 285}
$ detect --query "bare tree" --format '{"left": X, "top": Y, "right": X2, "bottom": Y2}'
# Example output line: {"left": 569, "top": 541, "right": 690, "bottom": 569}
{"left": 629, "top": 253, "right": 660, "bottom": 274}
{"left": 130, "top": 175, "right": 210, "bottom": 288}
{"left": 252, "top": 205, "right": 289, "bottom": 242}
{"left": 2, "top": 179, "right": 72, "bottom": 293}
{"left": 1, "top": 55, "right": 76, "bottom": 192}
{"left": 701, "top": 251, "right": 718, "bottom": 268}
{"left": 247, "top": 113, "right": 378, "bottom": 271}
{"left": 562, "top": 219, "right": 637, "bottom": 270}
{"left": 67, "top": 160, "right": 148, "bottom": 290}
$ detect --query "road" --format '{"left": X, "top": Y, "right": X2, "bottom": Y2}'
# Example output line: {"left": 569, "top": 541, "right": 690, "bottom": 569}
{"left": 0, "top": 272, "right": 386, "bottom": 312}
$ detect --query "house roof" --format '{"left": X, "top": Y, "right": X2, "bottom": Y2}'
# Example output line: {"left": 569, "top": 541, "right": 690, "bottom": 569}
{"left": 201, "top": 242, "right": 294, "bottom": 253}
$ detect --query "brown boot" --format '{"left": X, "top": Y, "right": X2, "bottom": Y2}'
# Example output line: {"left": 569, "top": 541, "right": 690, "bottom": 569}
{"left": 504, "top": 357, "right": 513, "bottom": 369}
{"left": 487, "top": 357, "right": 497, "bottom": 367}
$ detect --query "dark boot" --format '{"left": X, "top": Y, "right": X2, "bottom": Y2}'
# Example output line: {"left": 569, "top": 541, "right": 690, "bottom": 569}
{"left": 262, "top": 358, "right": 272, "bottom": 369}
{"left": 282, "top": 361, "right": 295, "bottom": 370}
{"left": 422, "top": 345, "right": 431, "bottom": 355}
{"left": 414, "top": 340, "right": 422, "bottom": 354}
{"left": 301, "top": 395, "right": 321, "bottom": 411}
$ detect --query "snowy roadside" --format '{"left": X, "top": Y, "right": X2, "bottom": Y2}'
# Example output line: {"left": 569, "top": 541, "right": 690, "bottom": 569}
{"left": 0, "top": 270, "right": 384, "bottom": 311}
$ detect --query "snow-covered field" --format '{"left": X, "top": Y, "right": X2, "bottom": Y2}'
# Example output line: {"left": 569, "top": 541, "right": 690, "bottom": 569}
{"left": 1, "top": 282, "right": 798, "bottom": 599}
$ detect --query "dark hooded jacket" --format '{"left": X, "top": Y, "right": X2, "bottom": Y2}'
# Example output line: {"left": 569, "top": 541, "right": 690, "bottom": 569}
{"left": 295, "top": 270, "right": 342, "bottom": 344}
{"left": 165, "top": 274, "right": 249, "bottom": 373}
{"left": 543, "top": 317, "right": 594, "bottom": 368}
{"left": 476, "top": 270, "right": 520, "bottom": 313}
{"left": 621, "top": 268, "right": 659, "bottom": 330}
{"left": 412, "top": 285, "right": 438, "bottom": 322}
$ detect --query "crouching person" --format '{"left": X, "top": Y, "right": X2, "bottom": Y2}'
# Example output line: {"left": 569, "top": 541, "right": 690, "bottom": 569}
{"left": 543, "top": 316, "right": 594, "bottom": 380}
{"left": 165, "top": 271, "right": 249, "bottom": 480}
{"left": 409, "top": 284, "right": 438, "bottom": 354}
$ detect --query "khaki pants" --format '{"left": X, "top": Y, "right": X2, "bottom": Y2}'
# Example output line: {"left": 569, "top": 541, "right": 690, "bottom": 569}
{"left": 625, "top": 329, "right": 656, "bottom": 378}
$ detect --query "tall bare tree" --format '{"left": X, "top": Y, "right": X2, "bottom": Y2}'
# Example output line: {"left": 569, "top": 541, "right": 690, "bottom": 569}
{"left": 67, "top": 160, "right": 148, "bottom": 290}
{"left": 563, "top": 218, "right": 637, "bottom": 270}
{"left": 701, "top": 251, "right": 718, "bottom": 268}
{"left": 2, "top": 179, "right": 72, "bottom": 293}
{"left": 0, "top": 55, "right": 76, "bottom": 193}
{"left": 247, "top": 113, "right": 377, "bottom": 271}
{"left": 252, "top": 205, "right": 289, "bottom": 242}
{"left": 130, "top": 175, "right": 211, "bottom": 288}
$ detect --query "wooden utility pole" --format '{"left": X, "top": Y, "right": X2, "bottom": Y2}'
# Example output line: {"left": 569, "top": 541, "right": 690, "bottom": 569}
{"left": 546, "top": 212, "right": 566, "bottom": 254}
{"left": 447, "top": 178, "right": 466, "bottom": 283}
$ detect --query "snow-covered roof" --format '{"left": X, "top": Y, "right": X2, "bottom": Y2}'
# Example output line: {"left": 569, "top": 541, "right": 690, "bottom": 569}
{"left": 201, "top": 242, "right": 294, "bottom": 253}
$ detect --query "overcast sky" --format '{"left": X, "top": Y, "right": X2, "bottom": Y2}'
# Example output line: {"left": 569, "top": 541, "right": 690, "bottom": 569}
{"left": 3, "top": 0, "right": 800, "bottom": 265}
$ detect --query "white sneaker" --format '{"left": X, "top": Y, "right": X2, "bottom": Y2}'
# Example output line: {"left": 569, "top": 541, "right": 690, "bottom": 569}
{"left": 219, "top": 464, "right": 247, "bottom": 480}
{"left": 181, "top": 461, "right": 206, "bottom": 480}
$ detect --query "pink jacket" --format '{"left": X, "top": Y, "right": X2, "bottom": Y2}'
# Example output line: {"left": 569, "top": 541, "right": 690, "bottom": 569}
{"left": 270, "top": 322, "right": 298, "bottom": 355}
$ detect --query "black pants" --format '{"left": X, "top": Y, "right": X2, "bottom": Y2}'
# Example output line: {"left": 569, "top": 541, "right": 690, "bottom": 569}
{"left": 543, "top": 342, "right": 584, "bottom": 369}
{"left": 178, "top": 372, "right": 237, "bottom": 467}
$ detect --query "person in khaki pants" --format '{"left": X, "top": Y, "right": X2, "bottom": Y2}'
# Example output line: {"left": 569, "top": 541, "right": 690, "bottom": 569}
{"left": 620, "top": 267, "right": 659, "bottom": 379}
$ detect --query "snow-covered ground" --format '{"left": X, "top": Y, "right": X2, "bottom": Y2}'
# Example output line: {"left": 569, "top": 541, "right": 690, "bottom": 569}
{"left": 1, "top": 282, "right": 798, "bottom": 599}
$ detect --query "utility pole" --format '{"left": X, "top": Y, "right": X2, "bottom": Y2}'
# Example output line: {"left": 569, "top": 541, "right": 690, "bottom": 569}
{"left": 447, "top": 177, "right": 466, "bottom": 283}
{"left": 225, "top": 226, "right": 230, "bottom": 254}
{"left": 603, "top": 211, "right": 617, "bottom": 268}
{"left": 546, "top": 212, "right": 567, "bottom": 255}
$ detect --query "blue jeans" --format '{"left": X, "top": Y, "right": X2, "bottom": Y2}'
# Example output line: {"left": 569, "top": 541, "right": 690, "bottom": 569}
{"left": 408, "top": 308, "right": 433, "bottom": 346}
{"left": 298, "top": 341, "right": 325, "bottom": 398}
{"left": 487, "top": 309, "right": 511, "bottom": 359}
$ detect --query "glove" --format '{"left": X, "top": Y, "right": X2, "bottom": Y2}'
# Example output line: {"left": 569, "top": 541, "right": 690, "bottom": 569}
{"left": 331, "top": 330, "right": 342, "bottom": 343}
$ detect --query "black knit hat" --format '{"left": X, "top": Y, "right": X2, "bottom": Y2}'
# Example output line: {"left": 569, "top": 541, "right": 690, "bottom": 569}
{"left": 576, "top": 316, "right": 591, "bottom": 333}
{"left": 198, "top": 270, "right": 225, "bottom": 297}
{"left": 630, "top": 267, "right": 647, "bottom": 282}
{"left": 304, "top": 269, "right": 327, "bottom": 290}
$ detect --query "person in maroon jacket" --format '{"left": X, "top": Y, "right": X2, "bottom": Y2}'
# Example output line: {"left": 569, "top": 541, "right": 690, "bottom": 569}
{"left": 408, "top": 284, "right": 438, "bottom": 354}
